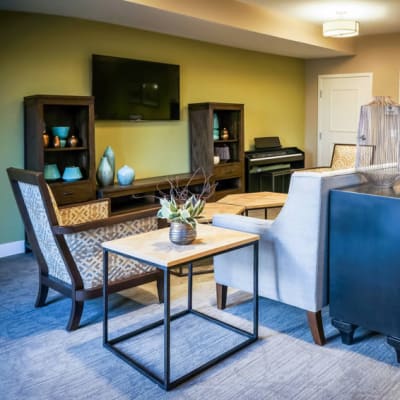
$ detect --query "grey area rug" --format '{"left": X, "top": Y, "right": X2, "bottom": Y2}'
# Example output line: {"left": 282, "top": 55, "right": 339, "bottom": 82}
{"left": 1, "top": 253, "right": 400, "bottom": 400}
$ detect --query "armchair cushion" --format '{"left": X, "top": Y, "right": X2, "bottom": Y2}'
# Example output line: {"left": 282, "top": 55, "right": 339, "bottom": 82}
{"left": 63, "top": 218, "right": 158, "bottom": 288}
{"left": 20, "top": 181, "right": 71, "bottom": 283}
{"left": 21, "top": 181, "right": 160, "bottom": 288}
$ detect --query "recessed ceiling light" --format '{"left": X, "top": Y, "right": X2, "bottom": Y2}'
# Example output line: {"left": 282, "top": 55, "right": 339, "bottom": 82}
{"left": 323, "top": 19, "right": 359, "bottom": 38}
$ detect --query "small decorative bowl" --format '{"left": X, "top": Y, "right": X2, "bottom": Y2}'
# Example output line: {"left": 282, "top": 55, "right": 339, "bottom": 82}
{"left": 52, "top": 126, "right": 70, "bottom": 139}
{"left": 62, "top": 166, "right": 82, "bottom": 182}
{"left": 44, "top": 164, "right": 61, "bottom": 181}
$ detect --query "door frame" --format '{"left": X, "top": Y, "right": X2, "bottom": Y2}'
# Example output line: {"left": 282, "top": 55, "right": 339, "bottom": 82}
{"left": 317, "top": 72, "right": 373, "bottom": 165}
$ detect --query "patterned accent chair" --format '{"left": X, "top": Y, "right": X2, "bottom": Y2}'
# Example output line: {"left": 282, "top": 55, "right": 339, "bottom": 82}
{"left": 7, "top": 168, "right": 163, "bottom": 331}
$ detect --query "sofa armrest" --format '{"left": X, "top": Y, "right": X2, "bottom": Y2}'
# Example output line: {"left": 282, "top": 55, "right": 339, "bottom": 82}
{"left": 212, "top": 214, "right": 274, "bottom": 236}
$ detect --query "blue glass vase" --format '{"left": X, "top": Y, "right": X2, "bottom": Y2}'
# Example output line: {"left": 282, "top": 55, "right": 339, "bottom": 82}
{"left": 96, "top": 156, "right": 113, "bottom": 186}
{"left": 117, "top": 165, "right": 135, "bottom": 186}
{"left": 103, "top": 146, "right": 115, "bottom": 182}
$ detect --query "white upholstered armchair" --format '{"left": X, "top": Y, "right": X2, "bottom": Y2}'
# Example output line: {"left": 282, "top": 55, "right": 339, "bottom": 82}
{"left": 7, "top": 167, "right": 163, "bottom": 331}
{"left": 212, "top": 169, "right": 365, "bottom": 345}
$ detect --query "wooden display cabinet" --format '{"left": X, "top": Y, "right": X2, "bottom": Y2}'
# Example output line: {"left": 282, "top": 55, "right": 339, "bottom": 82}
{"left": 24, "top": 95, "right": 96, "bottom": 205}
{"left": 189, "top": 103, "right": 244, "bottom": 200}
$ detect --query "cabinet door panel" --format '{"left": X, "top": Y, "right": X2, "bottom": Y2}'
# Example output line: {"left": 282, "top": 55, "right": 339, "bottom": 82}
{"left": 214, "top": 162, "right": 241, "bottom": 179}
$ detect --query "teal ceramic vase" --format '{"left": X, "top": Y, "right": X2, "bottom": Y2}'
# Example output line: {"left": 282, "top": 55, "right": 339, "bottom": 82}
{"left": 96, "top": 156, "right": 113, "bottom": 186}
{"left": 117, "top": 165, "right": 135, "bottom": 186}
{"left": 103, "top": 146, "right": 115, "bottom": 181}
{"left": 44, "top": 164, "right": 61, "bottom": 181}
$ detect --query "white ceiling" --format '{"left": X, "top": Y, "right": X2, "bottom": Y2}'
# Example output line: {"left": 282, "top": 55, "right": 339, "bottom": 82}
{"left": 241, "top": 0, "right": 400, "bottom": 36}
{"left": 1, "top": 0, "right": 400, "bottom": 59}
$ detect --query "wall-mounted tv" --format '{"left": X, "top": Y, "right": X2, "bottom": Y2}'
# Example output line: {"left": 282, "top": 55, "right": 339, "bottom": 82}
{"left": 92, "top": 54, "right": 180, "bottom": 121}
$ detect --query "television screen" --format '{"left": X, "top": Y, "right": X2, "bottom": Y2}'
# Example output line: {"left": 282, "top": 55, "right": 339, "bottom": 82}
{"left": 92, "top": 54, "right": 180, "bottom": 121}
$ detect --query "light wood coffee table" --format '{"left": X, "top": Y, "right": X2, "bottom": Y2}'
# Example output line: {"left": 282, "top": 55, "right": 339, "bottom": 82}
{"left": 217, "top": 191, "right": 288, "bottom": 219}
{"left": 102, "top": 224, "right": 259, "bottom": 390}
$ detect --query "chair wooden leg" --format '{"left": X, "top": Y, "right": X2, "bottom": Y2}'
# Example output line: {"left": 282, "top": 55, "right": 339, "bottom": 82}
{"left": 216, "top": 283, "right": 228, "bottom": 310}
{"left": 307, "top": 310, "right": 326, "bottom": 346}
{"left": 156, "top": 275, "right": 164, "bottom": 303}
{"left": 34, "top": 282, "right": 49, "bottom": 307}
{"left": 66, "top": 300, "right": 84, "bottom": 331}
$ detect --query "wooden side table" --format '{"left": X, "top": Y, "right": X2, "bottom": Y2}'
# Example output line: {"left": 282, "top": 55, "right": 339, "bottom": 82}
{"left": 102, "top": 224, "right": 259, "bottom": 390}
{"left": 171, "top": 202, "right": 245, "bottom": 277}
{"left": 217, "top": 191, "right": 287, "bottom": 219}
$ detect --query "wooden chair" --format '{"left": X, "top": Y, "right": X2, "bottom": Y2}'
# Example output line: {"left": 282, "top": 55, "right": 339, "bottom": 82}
{"left": 302, "top": 144, "right": 357, "bottom": 172}
{"left": 330, "top": 143, "right": 358, "bottom": 169}
{"left": 7, "top": 167, "right": 163, "bottom": 331}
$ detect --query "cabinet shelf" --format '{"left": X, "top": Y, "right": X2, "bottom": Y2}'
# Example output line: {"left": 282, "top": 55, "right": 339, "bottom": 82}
{"left": 214, "top": 139, "right": 238, "bottom": 144}
{"left": 44, "top": 147, "right": 88, "bottom": 152}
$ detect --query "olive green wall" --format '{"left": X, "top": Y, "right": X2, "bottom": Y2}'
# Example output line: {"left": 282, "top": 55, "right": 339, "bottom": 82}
{"left": 0, "top": 11, "right": 304, "bottom": 247}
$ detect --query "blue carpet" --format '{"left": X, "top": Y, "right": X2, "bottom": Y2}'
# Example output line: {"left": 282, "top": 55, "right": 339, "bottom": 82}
{"left": 1, "top": 253, "right": 400, "bottom": 399}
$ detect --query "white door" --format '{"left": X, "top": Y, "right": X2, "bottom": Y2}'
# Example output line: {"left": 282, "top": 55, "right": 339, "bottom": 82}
{"left": 318, "top": 73, "right": 373, "bottom": 165}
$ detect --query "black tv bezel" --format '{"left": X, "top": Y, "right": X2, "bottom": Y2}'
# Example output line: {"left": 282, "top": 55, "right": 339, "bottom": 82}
{"left": 91, "top": 54, "right": 180, "bottom": 121}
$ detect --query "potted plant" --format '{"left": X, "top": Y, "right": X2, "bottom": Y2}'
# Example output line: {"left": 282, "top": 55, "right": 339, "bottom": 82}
{"left": 157, "top": 173, "right": 216, "bottom": 245}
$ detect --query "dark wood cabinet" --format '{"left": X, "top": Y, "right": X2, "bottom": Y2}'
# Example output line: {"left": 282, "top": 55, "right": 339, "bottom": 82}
{"left": 189, "top": 103, "right": 244, "bottom": 200}
{"left": 24, "top": 95, "right": 96, "bottom": 205}
{"left": 329, "top": 184, "right": 400, "bottom": 361}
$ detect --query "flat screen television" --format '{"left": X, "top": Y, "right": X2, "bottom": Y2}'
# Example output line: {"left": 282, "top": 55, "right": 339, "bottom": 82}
{"left": 92, "top": 54, "right": 180, "bottom": 121}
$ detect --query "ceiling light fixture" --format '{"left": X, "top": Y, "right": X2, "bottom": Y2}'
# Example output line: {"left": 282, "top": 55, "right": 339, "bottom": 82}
{"left": 323, "top": 19, "right": 359, "bottom": 38}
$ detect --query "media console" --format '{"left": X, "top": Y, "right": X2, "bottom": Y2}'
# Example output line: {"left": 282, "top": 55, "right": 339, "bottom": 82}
{"left": 97, "top": 173, "right": 215, "bottom": 215}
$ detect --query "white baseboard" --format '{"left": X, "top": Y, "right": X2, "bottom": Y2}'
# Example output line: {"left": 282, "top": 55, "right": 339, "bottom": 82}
{"left": 0, "top": 241, "right": 25, "bottom": 258}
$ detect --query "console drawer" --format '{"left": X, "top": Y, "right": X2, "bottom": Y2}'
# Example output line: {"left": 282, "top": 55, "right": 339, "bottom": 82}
{"left": 50, "top": 181, "right": 95, "bottom": 205}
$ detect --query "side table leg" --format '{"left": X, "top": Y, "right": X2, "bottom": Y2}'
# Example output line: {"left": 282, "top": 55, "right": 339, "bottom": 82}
{"left": 188, "top": 263, "right": 193, "bottom": 311}
{"left": 331, "top": 318, "right": 357, "bottom": 345}
{"left": 164, "top": 269, "right": 171, "bottom": 389}
{"left": 387, "top": 336, "right": 400, "bottom": 363}
{"left": 102, "top": 249, "right": 109, "bottom": 345}
{"left": 253, "top": 241, "right": 259, "bottom": 338}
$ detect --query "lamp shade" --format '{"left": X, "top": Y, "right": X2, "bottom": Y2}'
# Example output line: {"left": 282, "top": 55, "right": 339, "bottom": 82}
{"left": 323, "top": 20, "right": 359, "bottom": 37}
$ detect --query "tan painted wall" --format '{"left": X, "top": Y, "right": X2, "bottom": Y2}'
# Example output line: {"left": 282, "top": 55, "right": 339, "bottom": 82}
{"left": 0, "top": 11, "right": 304, "bottom": 245}
{"left": 305, "top": 33, "right": 400, "bottom": 166}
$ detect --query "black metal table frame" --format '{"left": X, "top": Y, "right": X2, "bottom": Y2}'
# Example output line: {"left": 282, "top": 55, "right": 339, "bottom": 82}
{"left": 169, "top": 258, "right": 214, "bottom": 277}
{"left": 102, "top": 241, "right": 259, "bottom": 391}
{"left": 243, "top": 206, "right": 282, "bottom": 219}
